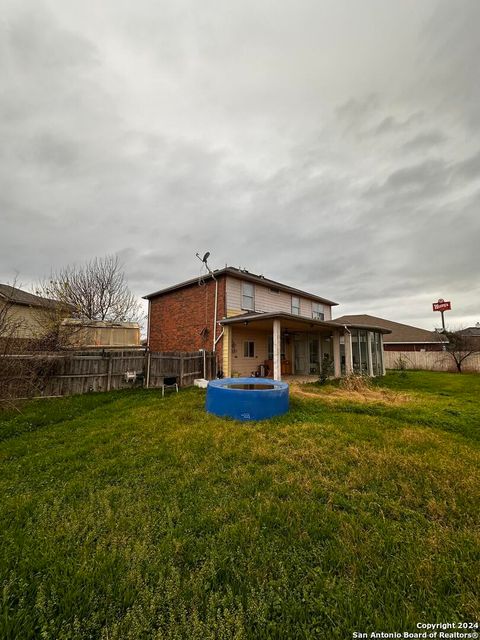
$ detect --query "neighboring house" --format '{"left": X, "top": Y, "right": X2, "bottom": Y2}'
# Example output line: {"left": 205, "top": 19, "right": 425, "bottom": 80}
{"left": 0, "top": 284, "right": 64, "bottom": 343}
{"left": 333, "top": 314, "right": 447, "bottom": 352}
{"left": 0, "top": 284, "right": 140, "bottom": 350}
{"left": 144, "top": 267, "right": 390, "bottom": 380}
{"left": 457, "top": 323, "right": 480, "bottom": 346}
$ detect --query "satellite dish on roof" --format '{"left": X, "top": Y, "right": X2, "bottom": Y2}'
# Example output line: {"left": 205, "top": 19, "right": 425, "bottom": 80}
{"left": 195, "top": 251, "right": 216, "bottom": 279}
{"left": 196, "top": 251, "right": 210, "bottom": 264}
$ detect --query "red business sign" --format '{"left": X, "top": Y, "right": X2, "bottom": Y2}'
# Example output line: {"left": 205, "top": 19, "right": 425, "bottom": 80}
{"left": 433, "top": 299, "right": 451, "bottom": 312}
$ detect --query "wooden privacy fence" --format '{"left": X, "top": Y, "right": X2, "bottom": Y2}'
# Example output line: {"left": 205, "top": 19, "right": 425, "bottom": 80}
{"left": 384, "top": 350, "right": 480, "bottom": 373}
{"left": 147, "top": 351, "right": 216, "bottom": 388}
{"left": 0, "top": 350, "right": 217, "bottom": 399}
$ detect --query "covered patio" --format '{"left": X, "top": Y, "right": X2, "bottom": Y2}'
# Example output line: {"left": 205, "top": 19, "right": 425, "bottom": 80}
{"left": 219, "top": 312, "right": 389, "bottom": 381}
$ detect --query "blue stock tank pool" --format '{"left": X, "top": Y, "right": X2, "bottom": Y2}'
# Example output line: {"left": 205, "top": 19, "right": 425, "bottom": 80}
{"left": 206, "top": 377, "right": 289, "bottom": 421}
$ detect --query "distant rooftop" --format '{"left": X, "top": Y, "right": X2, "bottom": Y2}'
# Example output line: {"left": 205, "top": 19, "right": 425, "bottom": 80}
{"left": 0, "top": 284, "right": 60, "bottom": 309}
{"left": 333, "top": 314, "right": 447, "bottom": 343}
{"left": 458, "top": 324, "right": 480, "bottom": 337}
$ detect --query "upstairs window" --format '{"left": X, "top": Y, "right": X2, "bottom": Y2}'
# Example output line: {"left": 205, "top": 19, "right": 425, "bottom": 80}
{"left": 242, "top": 282, "right": 255, "bottom": 311}
{"left": 291, "top": 296, "right": 300, "bottom": 315}
{"left": 312, "top": 302, "right": 324, "bottom": 321}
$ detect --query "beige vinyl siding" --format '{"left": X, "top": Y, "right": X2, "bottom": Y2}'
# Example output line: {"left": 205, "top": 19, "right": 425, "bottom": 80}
{"left": 300, "top": 298, "right": 311, "bottom": 317}
{"left": 229, "top": 327, "right": 269, "bottom": 377}
{"left": 226, "top": 276, "right": 333, "bottom": 320}
{"left": 226, "top": 277, "right": 290, "bottom": 314}
{"left": 222, "top": 325, "right": 232, "bottom": 376}
{"left": 254, "top": 285, "right": 292, "bottom": 314}
{"left": 2, "top": 304, "right": 56, "bottom": 339}
{"left": 225, "top": 277, "right": 242, "bottom": 311}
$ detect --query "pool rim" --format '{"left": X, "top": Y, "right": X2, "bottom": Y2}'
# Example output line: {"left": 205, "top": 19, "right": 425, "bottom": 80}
{"left": 207, "top": 377, "right": 289, "bottom": 392}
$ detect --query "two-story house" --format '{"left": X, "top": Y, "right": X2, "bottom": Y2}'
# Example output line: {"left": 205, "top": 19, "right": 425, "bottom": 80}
{"left": 144, "top": 267, "right": 390, "bottom": 380}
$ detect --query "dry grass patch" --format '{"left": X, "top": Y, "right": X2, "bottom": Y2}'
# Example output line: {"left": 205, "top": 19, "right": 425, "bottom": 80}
{"left": 290, "top": 381, "right": 412, "bottom": 405}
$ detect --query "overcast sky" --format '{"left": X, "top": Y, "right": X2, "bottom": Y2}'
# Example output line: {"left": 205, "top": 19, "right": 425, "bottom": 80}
{"left": 1, "top": 0, "right": 479, "bottom": 329}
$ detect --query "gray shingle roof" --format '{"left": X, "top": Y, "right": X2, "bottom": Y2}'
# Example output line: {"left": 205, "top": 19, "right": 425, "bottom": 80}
{"left": 144, "top": 267, "right": 338, "bottom": 306}
{"left": 0, "top": 284, "right": 60, "bottom": 309}
{"left": 458, "top": 325, "right": 480, "bottom": 337}
{"left": 333, "top": 314, "right": 446, "bottom": 343}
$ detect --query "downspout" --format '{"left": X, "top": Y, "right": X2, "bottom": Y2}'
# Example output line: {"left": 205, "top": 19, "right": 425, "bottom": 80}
{"left": 146, "top": 299, "right": 151, "bottom": 348}
{"left": 145, "top": 299, "right": 152, "bottom": 388}
{"left": 212, "top": 278, "right": 218, "bottom": 352}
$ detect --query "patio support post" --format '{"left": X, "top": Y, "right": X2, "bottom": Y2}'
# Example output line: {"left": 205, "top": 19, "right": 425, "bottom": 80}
{"left": 344, "top": 329, "right": 353, "bottom": 375}
{"left": 380, "top": 333, "right": 386, "bottom": 375}
{"left": 317, "top": 333, "right": 322, "bottom": 374}
{"left": 273, "top": 319, "right": 281, "bottom": 381}
{"left": 367, "top": 331, "right": 374, "bottom": 377}
{"left": 332, "top": 330, "right": 341, "bottom": 378}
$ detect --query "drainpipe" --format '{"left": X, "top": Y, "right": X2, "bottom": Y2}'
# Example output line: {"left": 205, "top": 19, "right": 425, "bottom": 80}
{"left": 212, "top": 278, "right": 218, "bottom": 352}
{"left": 146, "top": 299, "right": 151, "bottom": 348}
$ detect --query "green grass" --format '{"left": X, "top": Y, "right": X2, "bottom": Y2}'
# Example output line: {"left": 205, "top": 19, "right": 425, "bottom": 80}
{"left": 0, "top": 371, "right": 479, "bottom": 639}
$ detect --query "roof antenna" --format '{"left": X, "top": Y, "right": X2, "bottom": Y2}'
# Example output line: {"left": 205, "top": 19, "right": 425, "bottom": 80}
{"left": 196, "top": 251, "right": 216, "bottom": 280}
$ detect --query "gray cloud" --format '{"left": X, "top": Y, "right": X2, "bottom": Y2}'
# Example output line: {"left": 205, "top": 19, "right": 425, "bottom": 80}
{"left": 402, "top": 130, "right": 447, "bottom": 151}
{"left": 372, "top": 113, "right": 424, "bottom": 136}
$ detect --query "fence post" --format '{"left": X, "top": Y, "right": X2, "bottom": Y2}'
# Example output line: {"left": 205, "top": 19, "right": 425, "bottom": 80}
{"left": 106, "top": 353, "right": 113, "bottom": 391}
{"left": 145, "top": 351, "right": 151, "bottom": 388}
{"left": 180, "top": 354, "right": 184, "bottom": 387}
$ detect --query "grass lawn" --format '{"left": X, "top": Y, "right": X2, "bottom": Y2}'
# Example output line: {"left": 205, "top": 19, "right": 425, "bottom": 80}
{"left": 0, "top": 371, "right": 479, "bottom": 639}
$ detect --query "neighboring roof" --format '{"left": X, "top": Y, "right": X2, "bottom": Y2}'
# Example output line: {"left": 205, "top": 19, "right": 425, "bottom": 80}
{"left": 220, "top": 311, "right": 391, "bottom": 333}
{"left": 0, "top": 284, "right": 61, "bottom": 309}
{"left": 333, "top": 314, "right": 446, "bottom": 343}
{"left": 458, "top": 325, "right": 480, "bottom": 337}
{"left": 143, "top": 267, "right": 338, "bottom": 306}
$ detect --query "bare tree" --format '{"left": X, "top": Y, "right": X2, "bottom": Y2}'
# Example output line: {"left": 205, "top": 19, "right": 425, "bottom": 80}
{"left": 38, "top": 255, "right": 141, "bottom": 323}
{"left": 441, "top": 329, "right": 480, "bottom": 373}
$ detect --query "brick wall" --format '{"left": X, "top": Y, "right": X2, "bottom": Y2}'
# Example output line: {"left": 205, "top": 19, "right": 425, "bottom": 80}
{"left": 148, "top": 277, "right": 226, "bottom": 357}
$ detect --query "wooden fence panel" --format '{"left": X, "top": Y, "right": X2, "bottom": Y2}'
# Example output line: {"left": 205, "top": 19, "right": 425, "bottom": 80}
{"left": 384, "top": 350, "right": 480, "bottom": 373}
{"left": 0, "top": 349, "right": 217, "bottom": 399}
{"left": 110, "top": 352, "right": 146, "bottom": 390}
{"left": 147, "top": 351, "right": 216, "bottom": 388}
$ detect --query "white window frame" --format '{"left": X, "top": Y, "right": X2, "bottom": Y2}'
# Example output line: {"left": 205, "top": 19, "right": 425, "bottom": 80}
{"left": 243, "top": 340, "right": 255, "bottom": 358}
{"left": 291, "top": 295, "right": 300, "bottom": 315}
{"left": 312, "top": 302, "right": 324, "bottom": 321}
{"left": 241, "top": 282, "right": 255, "bottom": 311}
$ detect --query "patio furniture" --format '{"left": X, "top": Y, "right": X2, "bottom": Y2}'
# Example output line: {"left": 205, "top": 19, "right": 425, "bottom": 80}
{"left": 161, "top": 375, "right": 179, "bottom": 397}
